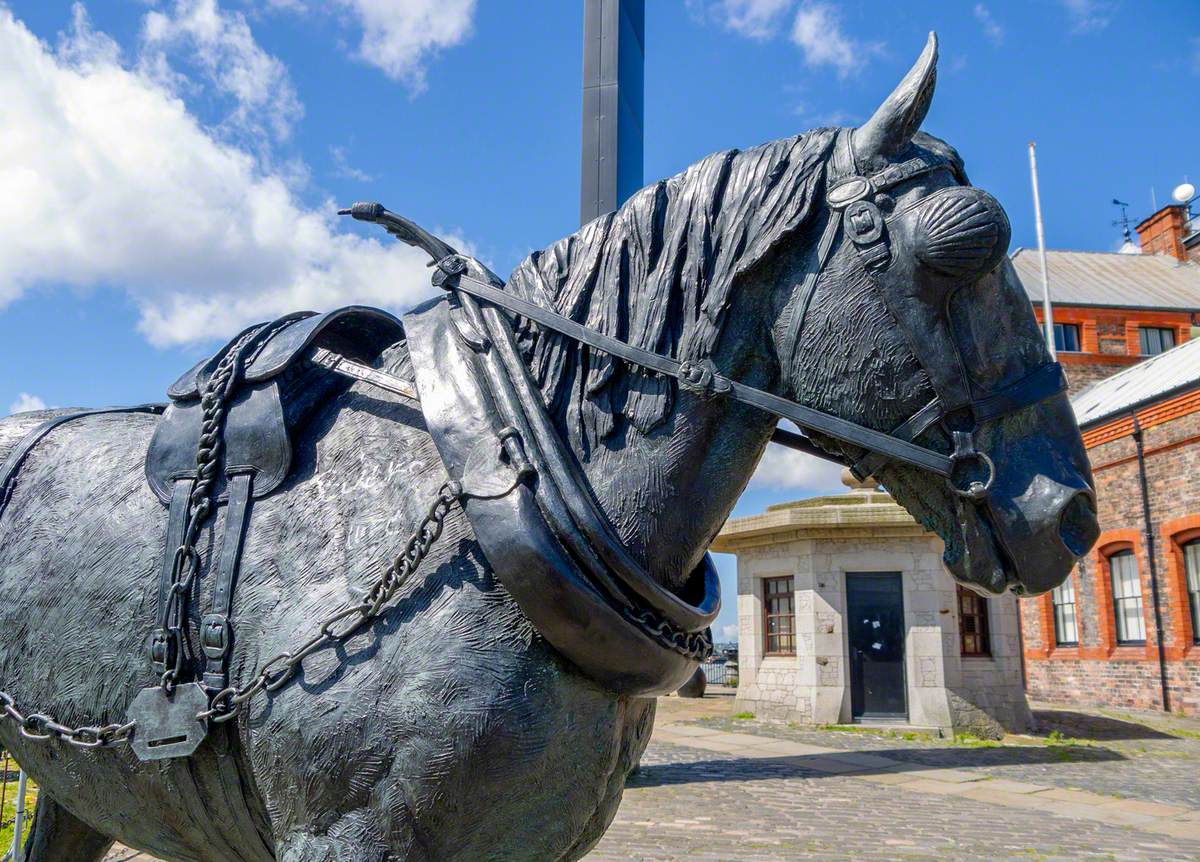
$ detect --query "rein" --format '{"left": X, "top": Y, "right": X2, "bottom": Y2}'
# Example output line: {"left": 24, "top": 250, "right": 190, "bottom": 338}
{"left": 346, "top": 172, "right": 1065, "bottom": 502}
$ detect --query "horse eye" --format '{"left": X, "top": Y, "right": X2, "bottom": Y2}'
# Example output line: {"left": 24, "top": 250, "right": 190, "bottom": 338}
{"left": 913, "top": 188, "right": 1011, "bottom": 278}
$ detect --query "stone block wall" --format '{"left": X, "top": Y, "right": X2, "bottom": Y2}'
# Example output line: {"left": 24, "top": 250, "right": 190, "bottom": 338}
{"left": 733, "top": 531, "right": 1029, "bottom": 734}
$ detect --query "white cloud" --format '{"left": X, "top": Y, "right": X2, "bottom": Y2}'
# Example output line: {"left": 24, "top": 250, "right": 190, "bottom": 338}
{"left": 749, "top": 440, "right": 846, "bottom": 492}
{"left": 689, "top": 0, "right": 796, "bottom": 40}
{"left": 973, "top": 4, "right": 1004, "bottom": 46}
{"left": 332, "top": 0, "right": 476, "bottom": 90}
{"left": 141, "top": 0, "right": 302, "bottom": 143}
{"left": 330, "top": 145, "right": 375, "bottom": 182}
{"left": 718, "top": 623, "right": 739, "bottom": 643}
{"left": 790, "top": 3, "right": 882, "bottom": 78}
{"left": 0, "top": 7, "right": 446, "bottom": 346}
{"left": 7, "top": 393, "right": 48, "bottom": 415}
{"left": 1060, "top": 0, "right": 1115, "bottom": 32}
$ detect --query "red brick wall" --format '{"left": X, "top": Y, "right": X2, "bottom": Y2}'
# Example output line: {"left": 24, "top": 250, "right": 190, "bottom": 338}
{"left": 1031, "top": 305, "right": 1193, "bottom": 396}
{"left": 1021, "top": 405, "right": 1200, "bottom": 714}
{"left": 1136, "top": 205, "right": 1189, "bottom": 262}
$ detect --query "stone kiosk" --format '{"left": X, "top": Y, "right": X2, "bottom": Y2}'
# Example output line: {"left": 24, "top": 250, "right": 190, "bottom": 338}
{"left": 712, "top": 473, "right": 1031, "bottom": 737}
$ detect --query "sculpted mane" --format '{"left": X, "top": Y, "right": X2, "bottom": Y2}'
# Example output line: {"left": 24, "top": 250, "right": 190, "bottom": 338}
{"left": 506, "top": 128, "right": 838, "bottom": 451}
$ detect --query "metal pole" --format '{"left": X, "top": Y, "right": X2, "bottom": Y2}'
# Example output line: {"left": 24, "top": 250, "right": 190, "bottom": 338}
{"left": 1132, "top": 416, "right": 1171, "bottom": 712}
{"left": 11, "top": 770, "right": 27, "bottom": 862}
{"left": 1028, "top": 142, "right": 1056, "bottom": 359}
{"left": 580, "top": 0, "right": 644, "bottom": 225}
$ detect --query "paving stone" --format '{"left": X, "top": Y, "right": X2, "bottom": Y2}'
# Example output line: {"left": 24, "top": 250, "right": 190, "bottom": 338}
{"left": 895, "top": 777, "right": 977, "bottom": 796}
{"left": 975, "top": 778, "right": 1051, "bottom": 795}
{"left": 1035, "top": 787, "right": 1123, "bottom": 806}
{"left": 586, "top": 741, "right": 1200, "bottom": 861}
{"left": 693, "top": 704, "right": 1200, "bottom": 810}
{"left": 1100, "top": 798, "right": 1191, "bottom": 818}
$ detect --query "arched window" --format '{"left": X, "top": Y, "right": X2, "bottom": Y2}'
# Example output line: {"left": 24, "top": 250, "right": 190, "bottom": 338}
{"left": 1182, "top": 539, "right": 1200, "bottom": 646}
{"left": 1108, "top": 549, "right": 1146, "bottom": 645}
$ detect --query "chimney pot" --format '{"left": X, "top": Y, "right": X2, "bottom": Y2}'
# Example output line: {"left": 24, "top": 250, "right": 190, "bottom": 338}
{"left": 1135, "top": 204, "right": 1189, "bottom": 262}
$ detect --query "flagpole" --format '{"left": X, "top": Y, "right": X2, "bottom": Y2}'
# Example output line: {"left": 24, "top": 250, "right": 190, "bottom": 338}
{"left": 1028, "top": 141, "right": 1056, "bottom": 358}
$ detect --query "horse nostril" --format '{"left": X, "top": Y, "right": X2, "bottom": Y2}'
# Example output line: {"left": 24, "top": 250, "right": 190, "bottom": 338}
{"left": 1059, "top": 491, "right": 1099, "bottom": 558}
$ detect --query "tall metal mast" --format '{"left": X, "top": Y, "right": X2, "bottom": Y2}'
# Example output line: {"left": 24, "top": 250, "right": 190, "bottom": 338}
{"left": 580, "top": 0, "right": 644, "bottom": 226}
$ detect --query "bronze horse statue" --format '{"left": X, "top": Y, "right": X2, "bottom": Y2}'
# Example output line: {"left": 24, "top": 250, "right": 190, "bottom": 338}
{"left": 0, "top": 36, "right": 1097, "bottom": 862}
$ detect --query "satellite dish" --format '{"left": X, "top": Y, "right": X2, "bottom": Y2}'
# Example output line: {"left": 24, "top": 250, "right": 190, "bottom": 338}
{"left": 1173, "top": 182, "right": 1196, "bottom": 203}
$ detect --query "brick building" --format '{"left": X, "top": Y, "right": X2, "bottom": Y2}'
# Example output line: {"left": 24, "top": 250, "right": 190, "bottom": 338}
{"left": 1019, "top": 337, "right": 1200, "bottom": 714}
{"left": 1010, "top": 202, "right": 1200, "bottom": 393}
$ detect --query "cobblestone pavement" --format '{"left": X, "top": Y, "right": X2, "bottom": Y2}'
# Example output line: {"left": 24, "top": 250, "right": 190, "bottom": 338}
{"left": 694, "top": 701, "right": 1200, "bottom": 810}
{"left": 99, "top": 694, "right": 1200, "bottom": 861}
{"left": 585, "top": 740, "right": 1200, "bottom": 862}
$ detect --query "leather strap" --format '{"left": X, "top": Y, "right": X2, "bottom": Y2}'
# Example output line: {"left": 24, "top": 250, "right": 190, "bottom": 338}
{"left": 852, "top": 398, "right": 943, "bottom": 481}
{"left": 150, "top": 477, "right": 195, "bottom": 676}
{"left": 202, "top": 470, "right": 254, "bottom": 691}
{"left": 973, "top": 363, "right": 1067, "bottom": 423}
{"left": 445, "top": 269, "right": 957, "bottom": 478}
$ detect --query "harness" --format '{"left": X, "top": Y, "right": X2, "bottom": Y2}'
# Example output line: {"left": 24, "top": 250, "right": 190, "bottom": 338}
{"left": 0, "top": 139, "right": 1068, "bottom": 759}
{"left": 345, "top": 124, "right": 1066, "bottom": 508}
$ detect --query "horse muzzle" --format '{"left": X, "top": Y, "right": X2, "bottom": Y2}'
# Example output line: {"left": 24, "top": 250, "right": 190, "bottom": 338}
{"left": 947, "top": 393, "right": 1099, "bottom": 596}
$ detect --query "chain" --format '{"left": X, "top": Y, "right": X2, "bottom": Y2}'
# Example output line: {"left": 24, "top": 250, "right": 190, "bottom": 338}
{"left": 158, "top": 326, "right": 262, "bottom": 692}
{"left": 0, "top": 690, "right": 136, "bottom": 749}
{"left": 622, "top": 606, "right": 714, "bottom": 663}
{"left": 0, "top": 479, "right": 461, "bottom": 747}
{"left": 196, "top": 479, "right": 461, "bottom": 722}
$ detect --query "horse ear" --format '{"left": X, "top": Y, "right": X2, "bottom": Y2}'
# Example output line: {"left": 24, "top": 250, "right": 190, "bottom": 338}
{"left": 853, "top": 32, "right": 938, "bottom": 165}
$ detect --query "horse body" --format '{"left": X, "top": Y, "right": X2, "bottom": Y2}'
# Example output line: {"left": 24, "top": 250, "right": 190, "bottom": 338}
{"left": 0, "top": 355, "right": 652, "bottom": 862}
{"left": 0, "top": 35, "right": 1101, "bottom": 862}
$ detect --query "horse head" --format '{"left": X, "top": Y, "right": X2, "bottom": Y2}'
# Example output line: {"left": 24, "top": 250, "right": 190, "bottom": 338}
{"left": 774, "top": 33, "right": 1098, "bottom": 596}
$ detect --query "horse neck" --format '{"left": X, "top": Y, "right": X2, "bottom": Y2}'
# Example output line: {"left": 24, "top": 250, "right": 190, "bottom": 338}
{"left": 566, "top": 293, "right": 779, "bottom": 589}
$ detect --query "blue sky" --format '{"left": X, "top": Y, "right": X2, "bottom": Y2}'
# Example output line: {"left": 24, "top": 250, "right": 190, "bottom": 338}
{"left": 1, "top": 0, "right": 1197, "bottom": 642}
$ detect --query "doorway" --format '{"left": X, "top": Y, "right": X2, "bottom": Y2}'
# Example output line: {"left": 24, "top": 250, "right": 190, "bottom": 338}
{"left": 846, "top": 572, "right": 907, "bottom": 721}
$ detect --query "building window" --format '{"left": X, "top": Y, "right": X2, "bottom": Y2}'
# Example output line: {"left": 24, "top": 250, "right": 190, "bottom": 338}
{"left": 763, "top": 576, "right": 795, "bottom": 656}
{"left": 1051, "top": 577, "right": 1079, "bottom": 646}
{"left": 1109, "top": 550, "right": 1146, "bottom": 644}
{"left": 1053, "top": 323, "right": 1081, "bottom": 353}
{"left": 1183, "top": 540, "right": 1200, "bottom": 645}
{"left": 958, "top": 586, "right": 991, "bottom": 656}
{"left": 1139, "top": 326, "right": 1176, "bottom": 356}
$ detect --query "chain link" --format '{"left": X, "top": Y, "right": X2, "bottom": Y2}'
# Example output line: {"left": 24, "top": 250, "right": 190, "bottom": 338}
{"left": 1, "top": 454, "right": 709, "bottom": 746}
{"left": 196, "top": 479, "right": 461, "bottom": 722}
{"left": 158, "top": 326, "right": 267, "bottom": 692}
{"left": 0, "top": 477, "right": 460, "bottom": 747}
{"left": 622, "top": 607, "right": 714, "bottom": 663}
{"left": 0, "top": 690, "right": 136, "bottom": 750}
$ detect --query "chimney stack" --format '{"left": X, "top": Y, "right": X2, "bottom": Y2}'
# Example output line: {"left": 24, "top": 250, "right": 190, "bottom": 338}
{"left": 1135, "top": 204, "right": 1190, "bottom": 261}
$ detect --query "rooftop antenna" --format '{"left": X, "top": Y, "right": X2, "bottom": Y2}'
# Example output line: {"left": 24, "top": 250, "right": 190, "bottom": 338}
{"left": 1172, "top": 180, "right": 1197, "bottom": 224}
{"left": 1111, "top": 198, "right": 1133, "bottom": 243}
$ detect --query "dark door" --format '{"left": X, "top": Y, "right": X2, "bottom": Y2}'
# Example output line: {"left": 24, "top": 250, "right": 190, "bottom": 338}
{"left": 846, "top": 572, "right": 907, "bottom": 721}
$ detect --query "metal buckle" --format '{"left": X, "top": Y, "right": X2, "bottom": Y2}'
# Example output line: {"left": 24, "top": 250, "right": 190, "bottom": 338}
{"left": 827, "top": 176, "right": 874, "bottom": 210}
{"left": 148, "top": 629, "right": 177, "bottom": 675}
{"left": 200, "top": 614, "right": 230, "bottom": 661}
{"left": 947, "top": 430, "right": 995, "bottom": 502}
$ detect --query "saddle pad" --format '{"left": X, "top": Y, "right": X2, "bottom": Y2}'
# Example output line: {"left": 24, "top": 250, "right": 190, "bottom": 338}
{"left": 145, "top": 382, "right": 290, "bottom": 504}
{"left": 168, "top": 306, "right": 404, "bottom": 400}
{"left": 149, "top": 306, "right": 405, "bottom": 503}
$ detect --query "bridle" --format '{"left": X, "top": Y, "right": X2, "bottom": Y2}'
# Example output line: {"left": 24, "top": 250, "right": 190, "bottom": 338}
{"left": 347, "top": 138, "right": 1067, "bottom": 505}
{"left": 773, "top": 129, "right": 1068, "bottom": 502}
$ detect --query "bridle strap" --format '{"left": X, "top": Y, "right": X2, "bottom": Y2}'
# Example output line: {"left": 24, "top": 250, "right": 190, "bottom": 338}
{"left": 440, "top": 263, "right": 956, "bottom": 477}
{"left": 344, "top": 201, "right": 1065, "bottom": 489}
